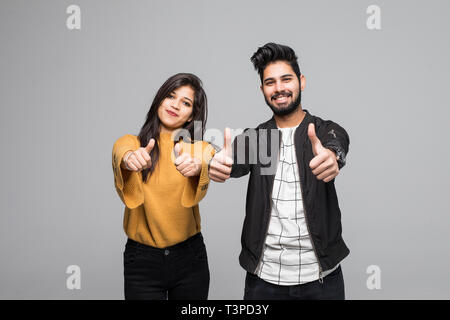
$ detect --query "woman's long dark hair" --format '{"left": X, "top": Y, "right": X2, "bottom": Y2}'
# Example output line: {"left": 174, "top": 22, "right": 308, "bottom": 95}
{"left": 138, "top": 73, "right": 208, "bottom": 183}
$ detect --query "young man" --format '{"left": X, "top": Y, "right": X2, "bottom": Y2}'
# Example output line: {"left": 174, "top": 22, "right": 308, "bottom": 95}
{"left": 209, "top": 43, "right": 350, "bottom": 300}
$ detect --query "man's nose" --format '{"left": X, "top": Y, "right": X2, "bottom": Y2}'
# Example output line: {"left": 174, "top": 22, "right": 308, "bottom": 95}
{"left": 274, "top": 81, "right": 284, "bottom": 93}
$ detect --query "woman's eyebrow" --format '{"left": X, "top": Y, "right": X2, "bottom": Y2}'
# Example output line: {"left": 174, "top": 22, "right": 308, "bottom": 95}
{"left": 183, "top": 97, "right": 193, "bottom": 103}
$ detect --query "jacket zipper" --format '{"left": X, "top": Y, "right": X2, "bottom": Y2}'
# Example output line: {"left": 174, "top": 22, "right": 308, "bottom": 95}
{"left": 254, "top": 129, "right": 281, "bottom": 274}
{"left": 294, "top": 127, "right": 324, "bottom": 284}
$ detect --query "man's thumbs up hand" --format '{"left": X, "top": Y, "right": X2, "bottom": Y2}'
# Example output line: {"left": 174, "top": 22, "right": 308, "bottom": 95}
{"left": 308, "top": 123, "right": 340, "bottom": 183}
{"left": 174, "top": 142, "right": 202, "bottom": 177}
{"left": 209, "top": 128, "right": 233, "bottom": 183}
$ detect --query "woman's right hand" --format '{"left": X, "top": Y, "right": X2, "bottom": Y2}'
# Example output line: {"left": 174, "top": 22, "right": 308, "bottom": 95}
{"left": 122, "top": 139, "right": 155, "bottom": 171}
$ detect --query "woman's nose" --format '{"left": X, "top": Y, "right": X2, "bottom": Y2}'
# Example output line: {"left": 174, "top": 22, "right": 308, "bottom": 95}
{"left": 171, "top": 100, "right": 181, "bottom": 110}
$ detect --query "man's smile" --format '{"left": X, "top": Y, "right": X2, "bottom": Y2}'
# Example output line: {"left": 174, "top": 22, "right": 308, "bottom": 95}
{"left": 272, "top": 92, "right": 292, "bottom": 104}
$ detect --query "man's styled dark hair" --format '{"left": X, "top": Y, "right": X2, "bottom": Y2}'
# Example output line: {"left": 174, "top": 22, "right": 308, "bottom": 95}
{"left": 250, "top": 43, "right": 301, "bottom": 82}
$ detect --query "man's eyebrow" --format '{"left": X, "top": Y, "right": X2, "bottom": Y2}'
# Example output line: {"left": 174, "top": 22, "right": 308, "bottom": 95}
{"left": 263, "top": 77, "right": 275, "bottom": 83}
{"left": 264, "top": 74, "right": 294, "bottom": 83}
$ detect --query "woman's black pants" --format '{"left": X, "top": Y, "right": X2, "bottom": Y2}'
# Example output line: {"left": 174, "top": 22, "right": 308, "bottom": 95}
{"left": 124, "top": 232, "right": 210, "bottom": 300}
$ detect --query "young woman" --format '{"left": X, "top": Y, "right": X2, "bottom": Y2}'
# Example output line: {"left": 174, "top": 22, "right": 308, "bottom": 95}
{"left": 112, "top": 73, "right": 215, "bottom": 300}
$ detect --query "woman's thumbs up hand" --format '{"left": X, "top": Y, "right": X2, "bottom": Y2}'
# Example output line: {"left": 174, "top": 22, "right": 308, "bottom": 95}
{"left": 122, "top": 138, "right": 155, "bottom": 171}
{"left": 174, "top": 142, "right": 202, "bottom": 177}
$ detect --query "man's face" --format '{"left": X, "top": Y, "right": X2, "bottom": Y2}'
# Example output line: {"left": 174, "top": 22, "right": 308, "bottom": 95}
{"left": 261, "top": 61, "right": 304, "bottom": 116}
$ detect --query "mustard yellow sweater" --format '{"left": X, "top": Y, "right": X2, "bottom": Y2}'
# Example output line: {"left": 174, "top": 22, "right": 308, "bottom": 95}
{"left": 112, "top": 132, "right": 215, "bottom": 248}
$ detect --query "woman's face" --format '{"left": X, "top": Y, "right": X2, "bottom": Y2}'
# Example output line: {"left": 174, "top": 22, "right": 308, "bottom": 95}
{"left": 158, "top": 85, "right": 195, "bottom": 133}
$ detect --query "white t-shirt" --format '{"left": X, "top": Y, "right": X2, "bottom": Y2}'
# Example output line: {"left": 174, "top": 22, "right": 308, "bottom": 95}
{"left": 255, "top": 125, "right": 339, "bottom": 285}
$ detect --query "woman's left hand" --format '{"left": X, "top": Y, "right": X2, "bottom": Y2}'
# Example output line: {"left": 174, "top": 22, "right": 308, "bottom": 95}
{"left": 174, "top": 143, "right": 202, "bottom": 177}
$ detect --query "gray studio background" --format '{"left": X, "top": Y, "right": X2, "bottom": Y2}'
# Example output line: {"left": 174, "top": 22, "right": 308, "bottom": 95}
{"left": 1, "top": 0, "right": 449, "bottom": 299}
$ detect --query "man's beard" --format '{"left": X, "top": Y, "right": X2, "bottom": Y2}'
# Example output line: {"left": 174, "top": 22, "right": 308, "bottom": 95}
{"left": 265, "top": 90, "right": 302, "bottom": 116}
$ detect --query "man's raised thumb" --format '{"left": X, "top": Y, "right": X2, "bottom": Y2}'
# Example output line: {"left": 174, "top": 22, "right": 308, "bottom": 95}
{"left": 308, "top": 123, "right": 323, "bottom": 156}
{"left": 224, "top": 127, "right": 232, "bottom": 158}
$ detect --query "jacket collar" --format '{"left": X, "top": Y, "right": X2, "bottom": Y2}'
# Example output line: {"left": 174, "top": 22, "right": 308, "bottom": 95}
{"left": 262, "top": 109, "right": 312, "bottom": 134}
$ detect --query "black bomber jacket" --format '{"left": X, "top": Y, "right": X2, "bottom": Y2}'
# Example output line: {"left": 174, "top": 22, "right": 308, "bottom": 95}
{"left": 230, "top": 109, "right": 350, "bottom": 279}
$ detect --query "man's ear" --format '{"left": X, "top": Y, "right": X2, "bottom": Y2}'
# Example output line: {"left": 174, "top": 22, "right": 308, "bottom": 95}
{"left": 260, "top": 84, "right": 263, "bottom": 93}
{"left": 300, "top": 74, "right": 306, "bottom": 91}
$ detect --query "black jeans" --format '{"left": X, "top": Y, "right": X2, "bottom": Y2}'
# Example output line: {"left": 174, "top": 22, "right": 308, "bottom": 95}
{"left": 244, "top": 265, "right": 345, "bottom": 300}
{"left": 124, "top": 232, "right": 210, "bottom": 300}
